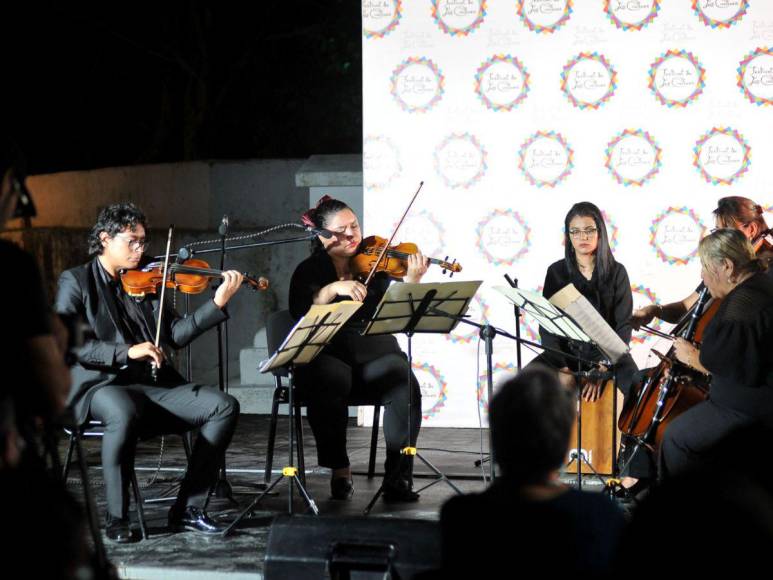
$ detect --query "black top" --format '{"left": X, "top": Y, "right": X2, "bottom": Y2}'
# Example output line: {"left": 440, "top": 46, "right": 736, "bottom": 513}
{"left": 55, "top": 258, "right": 228, "bottom": 423}
{"left": 288, "top": 250, "right": 401, "bottom": 364}
{"left": 96, "top": 259, "right": 155, "bottom": 345}
{"left": 539, "top": 258, "right": 633, "bottom": 369}
{"left": 1, "top": 240, "right": 51, "bottom": 340}
{"left": 700, "top": 272, "right": 773, "bottom": 419}
{"left": 441, "top": 480, "right": 625, "bottom": 577}
{"left": 1, "top": 240, "right": 53, "bottom": 412}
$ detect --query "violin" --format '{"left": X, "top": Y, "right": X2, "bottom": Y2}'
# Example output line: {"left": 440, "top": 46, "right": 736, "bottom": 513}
{"left": 120, "top": 259, "right": 269, "bottom": 298}
{"left": 351, "top": 235, "right": 463, "bottom": 282}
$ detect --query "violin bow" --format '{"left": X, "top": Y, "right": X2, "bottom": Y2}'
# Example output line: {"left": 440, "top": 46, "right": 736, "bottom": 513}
{"left": 152, "top": 224, "right": 174, "bottom": 381}
{"left": 363, "top": 181, "right": 424, "bottom": 287}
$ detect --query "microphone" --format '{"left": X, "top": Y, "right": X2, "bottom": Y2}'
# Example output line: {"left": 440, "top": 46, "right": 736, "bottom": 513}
{"left": 305, "top": 225, "right": 334, "bottom": 239}
{"left": 219, "top": 215, "right": 229, "bottom": 236}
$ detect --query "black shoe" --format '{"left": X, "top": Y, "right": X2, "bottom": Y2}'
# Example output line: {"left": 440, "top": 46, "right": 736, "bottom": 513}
{"left": 105, "top": 514, "right": 138, "bottom": 543}
{"left": 168, "top": 506, "right": 225, "bottom": 534}
{"left": 610, "top": 479, "right": 650, "bottom": 503}
{"left": 330, "top": 477, "right": 354, "bottom": 500}
{"left": 382, "top": 477, "right": 420, "bottom": 503}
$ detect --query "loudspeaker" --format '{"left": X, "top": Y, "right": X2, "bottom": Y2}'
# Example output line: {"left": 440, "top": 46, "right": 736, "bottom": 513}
{"left": 264, "top": 515, "right": 441, "bottom": 579}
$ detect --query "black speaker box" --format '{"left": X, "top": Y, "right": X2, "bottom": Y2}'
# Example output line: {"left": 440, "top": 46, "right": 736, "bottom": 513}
{"left": 264, "top": 515, "right": 441, "bottom": 579}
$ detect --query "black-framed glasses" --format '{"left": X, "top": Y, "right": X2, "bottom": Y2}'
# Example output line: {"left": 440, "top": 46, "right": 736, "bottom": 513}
{"left": 568, "top": 227, "right": 598, "bottom": 239}
{"left": 113, "top": 233, "right": 148, "bottom": 251}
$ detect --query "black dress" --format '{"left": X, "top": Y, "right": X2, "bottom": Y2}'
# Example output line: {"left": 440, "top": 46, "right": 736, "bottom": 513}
{"left": 288, "top": 250, "right": 421, "bottom": 474}
{"left": 659, "top": 272, "right": 773, "bottom": 478}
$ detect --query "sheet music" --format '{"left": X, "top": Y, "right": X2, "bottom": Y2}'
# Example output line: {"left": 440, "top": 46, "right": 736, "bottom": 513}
{"left": 260, "top": 301, "right": 362, "bottom": 372}
{"left": 548, "top": 284, "right": 628, "bottom": 363}
{"left": 493, "top": 285, "right": 590, "bottom": 342}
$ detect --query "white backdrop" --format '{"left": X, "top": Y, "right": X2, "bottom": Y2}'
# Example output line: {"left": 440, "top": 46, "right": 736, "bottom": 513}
{"left": 362, "top": 0, "right": 773, "bottom": 427}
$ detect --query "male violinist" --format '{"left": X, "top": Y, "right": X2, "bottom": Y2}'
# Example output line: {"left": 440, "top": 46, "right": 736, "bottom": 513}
{"left": 55, "top": 203, "right": 244, "bottom": 542}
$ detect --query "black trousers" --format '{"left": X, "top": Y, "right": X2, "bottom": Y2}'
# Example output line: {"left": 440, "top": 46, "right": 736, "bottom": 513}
{"left": 90, "top": 382, "right": 239, "bottom": 518}
{"left": 295, "top": 351, "right": 422, "bottom": 476}
{"left": 658, "top": 398, "right": 754, "bottom": 480}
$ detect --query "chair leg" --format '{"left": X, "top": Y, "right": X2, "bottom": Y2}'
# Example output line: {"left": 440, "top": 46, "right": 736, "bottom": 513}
{"left": 295, "top": 403, "right": 306, "bottom": 488}
{"left": 130, "top": 471, "right": 148, "bottom": 540}
{"left": 265, "top": 385, "right": 282, "bottom": 484}
{"left": 368, "top": 405, "right": 381, "bottom": 479}
{"left": 62, "top": 432, "right": 76, "bottom": 482}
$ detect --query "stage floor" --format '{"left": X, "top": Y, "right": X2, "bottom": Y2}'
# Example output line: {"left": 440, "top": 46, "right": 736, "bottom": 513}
{"left": 63, "top": 414, "right": 608, "bottom": 579}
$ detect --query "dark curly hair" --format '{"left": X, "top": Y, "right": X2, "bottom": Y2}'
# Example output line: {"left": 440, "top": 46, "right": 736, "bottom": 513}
{"left": 88, "top": 203, "right": 147, "bottom": 256}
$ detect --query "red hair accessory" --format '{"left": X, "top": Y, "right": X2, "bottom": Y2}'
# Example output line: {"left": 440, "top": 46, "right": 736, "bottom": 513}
{"left": 301, "top": 195, "right": 334, "bottom": 227}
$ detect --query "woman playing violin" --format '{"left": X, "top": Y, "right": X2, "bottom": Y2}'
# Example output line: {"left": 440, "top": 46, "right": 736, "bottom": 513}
{"left": 632, "top": 196, "right": 772, "bottom": 331}
{"left": 659, "top": 229, "right": 773, "bottom": 478}
{"left": 289, "top": 196, "right": 428, "bottom": 501}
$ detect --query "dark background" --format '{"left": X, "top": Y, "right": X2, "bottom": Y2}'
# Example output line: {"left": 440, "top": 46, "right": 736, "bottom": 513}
{"left": 1, "top": 1, "right": 363, "bottom": 175}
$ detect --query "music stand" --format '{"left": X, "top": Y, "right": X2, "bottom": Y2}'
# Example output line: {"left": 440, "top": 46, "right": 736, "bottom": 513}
{"left": 222, "top": 301, "right": 362, "bottom": 536}
{"left": 493, "top": 285, "right": 630, "bottom": 489}
{"left": 361, "top": 280, "right": 482, "bottom": 515}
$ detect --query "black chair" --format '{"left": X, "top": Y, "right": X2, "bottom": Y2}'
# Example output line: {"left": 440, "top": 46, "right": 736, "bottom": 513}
{"left": 63, "top": 421, "right": 193, "bottom": 540}
{"left": 263, "top": 310, "right": 382, "bottom": 486}
{"left": 63, "top": 420, "right": 150, "bottom": 540}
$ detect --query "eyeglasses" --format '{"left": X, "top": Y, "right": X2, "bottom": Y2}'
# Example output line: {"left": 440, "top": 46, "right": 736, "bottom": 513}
{"left": 568, "top": 227, "right": 598, "bottom": 239}
{"left": 113, "top": 233, "right": 147, "bottom": 251}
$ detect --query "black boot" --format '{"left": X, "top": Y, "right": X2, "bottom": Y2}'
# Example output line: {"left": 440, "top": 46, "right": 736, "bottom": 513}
{"left": 383, "top": 451, "right": 419, "bottom": 502}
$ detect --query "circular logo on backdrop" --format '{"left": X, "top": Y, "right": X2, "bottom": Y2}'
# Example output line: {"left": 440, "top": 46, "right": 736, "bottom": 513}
{"left": 561, "top": 52, "right": 617, "bottom": 110}
{"left": 434, "top": 133, "right": 488, "bottom": 189}
{"left": 413, "top": 361, "right": 448, "bottom": 420}
{"left": 392, "top": 210, "right": 446, "bottom": 257}
{"left": 390, "top": 57, "right": 445, "bottom": 113}
{"left": 517, "top": 0, "right": 573, "bottom": 34}
{"left": 362, "top": 0, "right": 402, "bottom": 39}
{"left": 478, "top": 363, "right": 517, "bottom": 413}
{"left": 476, "top": 209, "right": 532, "bottom": 266}
{"left": 649, "top": 206, "right": 707, "bottom": 266}
{"left": 649, "top": 49, "right": 706, "bottom": 108}
{"left": 518, "top": 131, "right": 574, "bottom": 188}
{"left": 693, "top": 127, "right": 751, "bottom": 186}
{"left": 447, "top": 295, "right": 491, "bottom": 344}
{"left": 431, "top": 0, "right": 487, "bottom": 36}
{"left": 604, "top": 0, "right": 660, "bottom": 31}
{"left": 692, "top": 0, "right": 748, "bottom": 29}
{"left": 605, "top": 129, "right": 662, "bottom": 187}
{"left": 737, "top": 48, "right": 773, "bottom": 106}
{"left": 363, "top": 135, "right": 401, "bottom": 190}
{"left": 630, "top": 284, "right": 664, "bottom": 345}
{"left": 475, "top": 55, "right": 530, "bottom": 111}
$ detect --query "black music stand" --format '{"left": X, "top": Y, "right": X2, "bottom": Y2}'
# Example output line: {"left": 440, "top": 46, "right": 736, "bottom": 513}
{"left": 222, "top": 301, "right": 362, "bottom": 536}
{"left": 361, "top": 280, "right": 482, "bottom": 515}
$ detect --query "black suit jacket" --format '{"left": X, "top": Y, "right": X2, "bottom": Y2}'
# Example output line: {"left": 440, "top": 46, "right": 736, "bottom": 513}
{"left": 55, "top": 259, "right": 228, "bottom": 423}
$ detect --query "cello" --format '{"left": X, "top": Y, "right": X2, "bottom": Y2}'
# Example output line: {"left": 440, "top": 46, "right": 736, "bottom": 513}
{"left": 618, "top": 228, "right": 772, "bottom": 453}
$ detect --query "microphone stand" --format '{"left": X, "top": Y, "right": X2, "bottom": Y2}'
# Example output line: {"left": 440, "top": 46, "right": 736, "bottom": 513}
{"left": 213, "top": 216, "right": 233, "bottom": 499}
{"left": 152, "top": 224, "right": 326, "bottom": 495}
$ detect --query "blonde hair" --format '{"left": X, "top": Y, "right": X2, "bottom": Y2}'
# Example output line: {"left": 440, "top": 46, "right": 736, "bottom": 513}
{"left": 699, "top": 228, "right": 764, "bottom": 277}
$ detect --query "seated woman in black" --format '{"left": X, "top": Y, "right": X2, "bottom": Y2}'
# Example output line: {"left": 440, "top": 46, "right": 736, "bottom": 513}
{"left": 660, "top": 228, "right": 773, "bottom": 478}
{"left": 534, "top": 202, "right": 636, "bottom": 397}
{"left": 530, "top": 202, "right": 642, "bottom": 488}
{"left": 289, "top": 196, "right": 427, "bottom": 501}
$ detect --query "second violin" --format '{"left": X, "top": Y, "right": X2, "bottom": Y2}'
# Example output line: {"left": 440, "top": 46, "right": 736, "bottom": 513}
{"left": 351, "top": 235, "right": 463, "bottom": 282}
